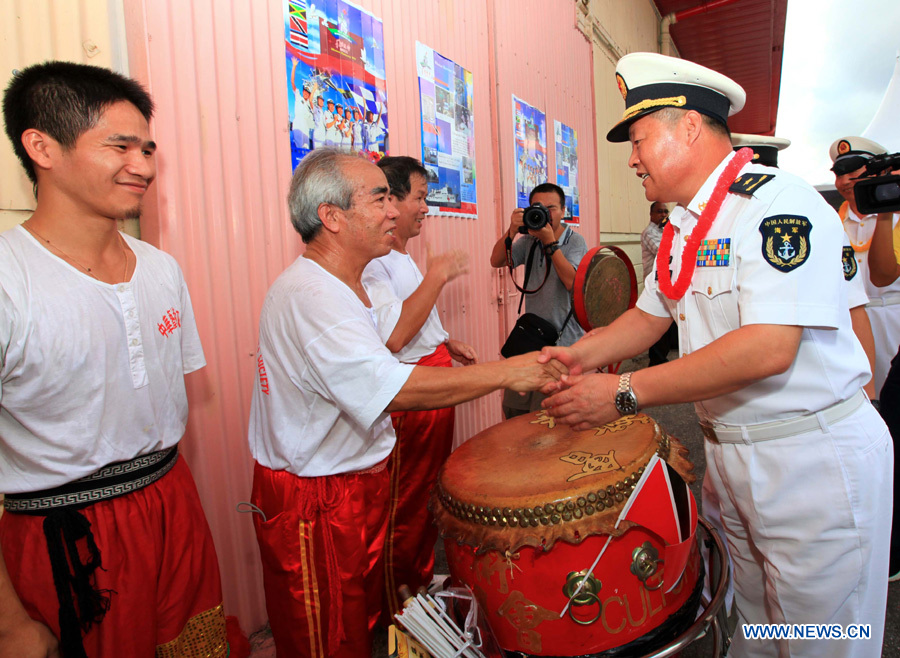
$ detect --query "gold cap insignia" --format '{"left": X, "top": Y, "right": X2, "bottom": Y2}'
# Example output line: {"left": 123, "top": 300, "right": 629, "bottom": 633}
{"left": 616, "top": 73, "right": 628, "bottom": 101}
{"left": 837, "top": 139, "right": 851, "bottom": 155}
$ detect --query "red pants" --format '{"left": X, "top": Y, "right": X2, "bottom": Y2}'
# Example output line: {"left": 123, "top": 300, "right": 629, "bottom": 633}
{"left": 251, "top": 461, "right": 389, "bottom": 658}
{"left": 0, "top": 456, "right": 226, "bottom": 658}
{"left": 383, "top": 344, "right": 455, "bottom": 619}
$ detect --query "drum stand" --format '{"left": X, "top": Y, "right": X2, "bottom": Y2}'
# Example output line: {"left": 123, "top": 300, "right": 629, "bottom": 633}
{"left": 639, "top": 516, "right": 732, "bottom": 657}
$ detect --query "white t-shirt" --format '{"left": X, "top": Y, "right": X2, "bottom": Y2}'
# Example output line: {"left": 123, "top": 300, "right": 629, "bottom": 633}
{"left": 0, "top": 227, "right": 205, "bottom": 493}
{"left": 248, "top": 256, "right": 414, "bottom": 477}
{"left": 362, "top": 249, "right": 449, "bottom": 364}
{"left": 638, "top": 153, "right": 869, "bottom": 425}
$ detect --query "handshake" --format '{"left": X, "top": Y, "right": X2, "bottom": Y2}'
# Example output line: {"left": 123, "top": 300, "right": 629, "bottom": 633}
{"left": 501, "top": 344, "right": 626, "bottom": 431}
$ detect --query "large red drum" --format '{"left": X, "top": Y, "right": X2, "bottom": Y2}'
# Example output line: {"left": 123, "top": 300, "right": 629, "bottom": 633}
{"left": 431, "top": 412, "right": 702, "bottom": 656}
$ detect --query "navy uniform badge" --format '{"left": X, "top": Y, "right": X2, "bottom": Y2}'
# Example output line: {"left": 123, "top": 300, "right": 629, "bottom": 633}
{"left": 759, "top": 215, "right": 812, "bottom": 272}
{"left": 730, "top": 173, "right": 775, "bottom": 196}
{"left": 842, "top": 245, "right": 858, "bottom": 281}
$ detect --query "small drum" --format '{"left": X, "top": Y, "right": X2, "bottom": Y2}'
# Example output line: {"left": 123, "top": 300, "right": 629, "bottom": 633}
{"left": 573, "top": 246, "right": 637, "bottom": 332}
{"left": 431, "top": 412, "right": 702, "bottom": 657}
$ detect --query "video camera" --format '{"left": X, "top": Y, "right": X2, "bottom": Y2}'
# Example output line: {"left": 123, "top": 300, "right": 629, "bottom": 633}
{"left": 854, "top": 152, "right": 900, "bottom": 214}
{"left": 518, "top": 202, "right": 551, "bottom": 234}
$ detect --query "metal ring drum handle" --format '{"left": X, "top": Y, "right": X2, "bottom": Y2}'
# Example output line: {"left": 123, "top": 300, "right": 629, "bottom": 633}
{"left": 562, "top": 571, "right": 603, "bottom": 626}
{"left": 635, "top": 515, "right": 732, "bottom": 658}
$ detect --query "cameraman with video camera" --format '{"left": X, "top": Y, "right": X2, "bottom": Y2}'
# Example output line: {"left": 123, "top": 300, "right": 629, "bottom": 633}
{"left": 490, "top": 183, "right": 587, "bottom": 418}
{"left": 831, "top": 137, "right": 900, "bottom": 398}
{"left": 855, "top": 148, "right": 900, "bottom": 582}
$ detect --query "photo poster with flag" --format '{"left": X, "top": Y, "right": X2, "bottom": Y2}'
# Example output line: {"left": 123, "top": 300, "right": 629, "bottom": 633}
{"left": 416, "top": 42, "right": 477, "bottom": 217}
{"left": 513, "top": 95, "right": 548, "bottom": 210}
{"left": 555, "top": 120, "right": 580, "bottom": 226}
{"left": 283, "top": 0, "right": 388, "bottom": 170}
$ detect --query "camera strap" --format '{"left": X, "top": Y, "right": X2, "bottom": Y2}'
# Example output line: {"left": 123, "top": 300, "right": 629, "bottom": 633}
{"left": 506, "top": 236, "right": 552, "bottom": 301}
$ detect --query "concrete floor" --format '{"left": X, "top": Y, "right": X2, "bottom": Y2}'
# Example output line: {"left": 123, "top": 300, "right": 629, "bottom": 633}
{"left": 250, "top": 354, "right": 900, "bottom": 657}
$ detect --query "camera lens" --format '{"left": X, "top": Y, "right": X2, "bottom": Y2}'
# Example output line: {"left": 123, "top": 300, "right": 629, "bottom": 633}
{"left": 522, "top": 203, "right": 550, "bottom": 231}
{"left": 875, "top": 181, "right": 900, "bottom": 204}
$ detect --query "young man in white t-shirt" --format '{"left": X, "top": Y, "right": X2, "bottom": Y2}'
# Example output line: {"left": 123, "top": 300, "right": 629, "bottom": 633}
{"left": 248, "top": 149, "right": 565, "bottom": 657}
{"left": 0, "top": 61, "right": 225, "bottom": 658}
{"left": 361, "top": 156, "right": 476, "bottom": 619}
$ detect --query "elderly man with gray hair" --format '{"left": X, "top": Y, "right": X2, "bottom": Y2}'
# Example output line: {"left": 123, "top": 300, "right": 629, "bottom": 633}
{"left": 247, "top": 149, "right": 564, "bottom": 658}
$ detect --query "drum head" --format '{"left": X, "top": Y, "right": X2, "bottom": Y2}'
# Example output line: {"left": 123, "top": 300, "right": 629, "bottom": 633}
{"left": 573, "top": 246, "right": 637, "bottom": 331}
{"left": 432, "top": 412, "right": 694, "bottom": 554}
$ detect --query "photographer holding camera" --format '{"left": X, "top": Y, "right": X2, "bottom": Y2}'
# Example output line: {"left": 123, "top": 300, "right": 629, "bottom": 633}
{"left": 831, "top": 136, "right": 900, "bottom": 397}
{"left": 490, "top": 183, "right": 587, "bottom": 418}
{"left": 860, "top": 155, "right": 900, "bottom": 582}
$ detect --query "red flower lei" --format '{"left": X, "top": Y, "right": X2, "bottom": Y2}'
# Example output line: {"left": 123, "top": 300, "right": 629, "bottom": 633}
{"left": 656, "top": 147, "right": 754, "bottom": 300}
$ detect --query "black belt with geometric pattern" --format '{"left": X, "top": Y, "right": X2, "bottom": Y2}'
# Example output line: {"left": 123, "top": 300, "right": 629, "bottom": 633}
{"left": 4, "top": 445, "right": 178, "bottom": 515}
{"left": 3, "top": 445, "right": 180, "bottom": 658}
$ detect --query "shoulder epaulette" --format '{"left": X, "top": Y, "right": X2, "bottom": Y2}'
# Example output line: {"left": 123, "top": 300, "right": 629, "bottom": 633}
{"left": 729, "top": 173, "right": 775, "bottom": 196}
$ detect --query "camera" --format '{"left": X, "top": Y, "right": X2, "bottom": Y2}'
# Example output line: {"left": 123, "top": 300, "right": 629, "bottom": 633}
{"left": 518, "top": 202, "right": 551, "bottom": 234}
{"left": 854, "top": 153, "right": 900, "bottom": 214}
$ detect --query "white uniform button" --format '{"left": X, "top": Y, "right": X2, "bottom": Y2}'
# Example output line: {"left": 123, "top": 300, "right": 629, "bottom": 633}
{"left": 131, "top": 339, "right": 139, "bottom": 347}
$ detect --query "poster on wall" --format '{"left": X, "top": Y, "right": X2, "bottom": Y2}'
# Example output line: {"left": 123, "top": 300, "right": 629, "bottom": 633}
{"left": 415, "top": 42, "right": 477, "bottom": 217}
{"left": 283, "top": 0, "right": 388, "bottom": 170}
{"left": 554, "top": 120, "right": 580, "bottom": 225}
{"left": 512, "top": 95, "right": 548, "bottom": 210}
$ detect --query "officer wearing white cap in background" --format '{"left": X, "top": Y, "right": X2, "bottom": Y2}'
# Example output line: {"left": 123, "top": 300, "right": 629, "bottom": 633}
{"left": 731, "top": 133, "right": 791, "bottom": 168}
{"left": 731, "top": 134, "right": 878, "bottom": 402}
{"left": 830, "top": 136, "right": 900, "bottom": 399}
{"left": 540, "top": 52, "right": 892, "bottom": 658}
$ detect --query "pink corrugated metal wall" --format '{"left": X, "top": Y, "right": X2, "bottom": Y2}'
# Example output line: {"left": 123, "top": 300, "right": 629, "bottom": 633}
{"left": 124, "top": 0, "right": 598, "bottom": 630}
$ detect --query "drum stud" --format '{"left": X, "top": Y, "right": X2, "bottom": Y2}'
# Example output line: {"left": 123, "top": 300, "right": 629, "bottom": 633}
{"left": 499, "top": 517, "right": 507, "bottom": 527}
{"left": 544, "top": 503, "right": 555, "bottom": 514}
{"left": 597, "top": 489, "right": 607, "bottom": 500}
{"left": 565, "top": 501, "right": 575, "bottom": 510}
{"left": 624, "top": 476, "right": 633, "bottom": 486}
{"left": 509, "top": 516, "right": 519, "bottom": 526}
{"left": 494, "top": 507, "right": 502, "bottom": 518}
{"left": 615, "top": 492, "right": 624, "bottom": 502}
{"left": 573, "top": 509, "right": 583, "bottom": 520}
{"left": 551, "top": 514, "right": 561, "bottom": 524}
{"left": 540, "top": 516, "right": 550, "bottom": 525}
{"left": 503, "top": 507, "right": 513, "bottom": 517}
{"left": 585, "top": 505, "right": 595, "bottom": 515}
{"left": 529, "top": 518, "right": 539, "bottom": 527}
{"left": 577, "top": 497, "right": 586, "bottom": 507}
{"left": 587, "top": 492, "right": 597, "bottom": 503}
{"left": 488, "top": 515, "right": 496, "bottom": 526}
{"left": 555, "top": 502, "right": 565, "bottom": 513}
{"left": 616, "top": 481, "right": 625, "bottom": 491}
{"left": 606, "top": 485, "right": 616, "bottom": 496}
{"left": 562, "top": 511, "right": 573, "bottom": 521}
{"left": 522, "top": 507, "right": 532, "bottom": 517}
{"left": 534, "top": 506, "right": 544, "bottom": 516}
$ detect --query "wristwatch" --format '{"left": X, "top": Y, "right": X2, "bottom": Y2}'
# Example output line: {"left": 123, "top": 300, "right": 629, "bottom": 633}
{"left": 544, "top": 241, "right": 560, "bottom": 257}
{"left": 614, "top": 372, "right": 639, "bottom": 416}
